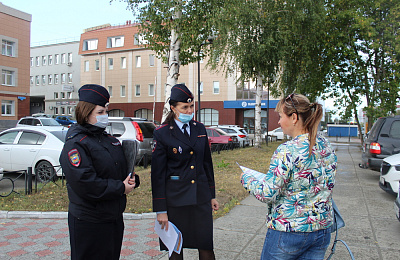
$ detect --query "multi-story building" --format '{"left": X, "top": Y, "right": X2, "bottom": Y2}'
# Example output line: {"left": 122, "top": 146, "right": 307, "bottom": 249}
{"left": 30, "top": 41, "right": 80, "bottom": 116}
{"left": 0, "top": 2, "right": 31, "bottom": 126}
{"left": 79, "top": 22, "right": 279, "bottom": 133}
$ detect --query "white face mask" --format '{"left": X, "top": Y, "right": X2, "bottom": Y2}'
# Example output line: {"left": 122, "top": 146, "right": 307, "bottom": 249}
{"left": 93, "top": 114, "right": 108, "bottom": 128}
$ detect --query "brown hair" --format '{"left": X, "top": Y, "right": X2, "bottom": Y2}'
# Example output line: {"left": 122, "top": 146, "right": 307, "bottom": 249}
{"left": 75, "top": 101, "right": 97, "bottom": 125}
{"left": 162, "top": 99, "right": 179, "bottom": 124}
{"left": 276, "top": 93, "right": 323, "bottom": 156}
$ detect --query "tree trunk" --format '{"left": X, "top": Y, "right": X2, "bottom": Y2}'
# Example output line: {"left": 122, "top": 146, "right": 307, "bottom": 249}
{"left": 254, "top": 73, "right": 263, "bottom": 148}
{"left": 161, "top": 2, "right": 182, "bottom": 123}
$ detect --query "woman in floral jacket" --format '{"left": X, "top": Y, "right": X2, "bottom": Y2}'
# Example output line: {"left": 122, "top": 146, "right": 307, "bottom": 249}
{"left": 241, "top": 93, "right": 337, "bottom": 260}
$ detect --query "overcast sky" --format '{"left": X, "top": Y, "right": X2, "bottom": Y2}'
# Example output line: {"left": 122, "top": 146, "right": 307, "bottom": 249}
{"left": 1, "top": 0, "right": 136, "bottom": 45}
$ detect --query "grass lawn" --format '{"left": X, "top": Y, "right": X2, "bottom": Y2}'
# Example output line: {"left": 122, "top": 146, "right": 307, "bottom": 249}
{"left": 0, "top": 142, "right": 281, "bottom": 219}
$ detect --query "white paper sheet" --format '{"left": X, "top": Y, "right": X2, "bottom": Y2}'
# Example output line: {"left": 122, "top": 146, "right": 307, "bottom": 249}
{"left": 154, "top": 220, "right": 183, "bottom": 256}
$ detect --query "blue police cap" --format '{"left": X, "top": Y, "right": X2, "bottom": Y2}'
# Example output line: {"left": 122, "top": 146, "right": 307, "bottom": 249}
{"left": 78, "top": 84, "right": 110, "bottom": 107}
{"left": 170, "top": 84, "right": 194, "bottom": 103}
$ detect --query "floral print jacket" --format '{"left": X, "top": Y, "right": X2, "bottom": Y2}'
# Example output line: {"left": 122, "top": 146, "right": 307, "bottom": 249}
{"left": 241, "top": 133, "right": 337, "bottom": 232}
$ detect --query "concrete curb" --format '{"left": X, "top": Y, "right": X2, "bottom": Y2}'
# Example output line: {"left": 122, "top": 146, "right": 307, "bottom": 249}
{"left": 0, "top": 210, "right": 156, "bottom": 219}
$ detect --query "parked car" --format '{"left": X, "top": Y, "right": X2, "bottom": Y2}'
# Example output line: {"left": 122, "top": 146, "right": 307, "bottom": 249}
{"left": 16, "top": 117, "right": 65, "bottom": 132}
{"left": 267, "top": 127, "right": 285, "bottom": 140}
{"left": 55, "top": 116, "right": 76, "bottom": 126}
{"left": 379, "top": 153, "right": 400, "bottom": 195}
{"left": 106, "top": 117, "right": 156, "bottom": 164}
{"left": 206, "top": 127, "right": 238, "bottom": 146}
{"left": 0, "top": 127, "right": 67, "bottom": 182}
{"left": 214, "top": 125, "right": 250, "bottom": 147}
{"left": 361, "top": 115, "right": 400, "bottom": 171}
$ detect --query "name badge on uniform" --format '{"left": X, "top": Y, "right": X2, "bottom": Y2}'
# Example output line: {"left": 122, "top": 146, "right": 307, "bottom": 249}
{"left": 170, "top": 176, "right": 180, "bottom": 180}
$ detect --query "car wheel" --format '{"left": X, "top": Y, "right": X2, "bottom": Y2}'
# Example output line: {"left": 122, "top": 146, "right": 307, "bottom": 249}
{"left": 35, "top": 161, "right": 56, "bottom": 183}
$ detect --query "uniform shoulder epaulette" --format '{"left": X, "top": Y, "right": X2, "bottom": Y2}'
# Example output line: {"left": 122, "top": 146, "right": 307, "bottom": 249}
{"left": 155, "top": 124, "right": 168, "bottom": 131}
{"left": 66, "top": 132, "right": 87, "bottom": 142}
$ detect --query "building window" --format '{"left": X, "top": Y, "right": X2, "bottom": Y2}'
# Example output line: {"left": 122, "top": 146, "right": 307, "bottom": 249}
{"left": 54, "top": 107, "right": 59, "bottom": 114}
{"left": 55, "top": 54, "right": 59, "bottom": 64}
{"left": 42, "top": 75, "right": 46, "bottom": 85}
{"left": 149, "top": 84, "right": 154, "bottom": 96}
{"left": 135, "top": 84, "right": 141, "bottom": 96}
{"left": 61, "top": 107, "right": 65, "bottom": 114}
{"left": 107, "top": 36, "right": 124, "bottom": 48}
{"left": 48, "top": 55, "right": 53, "bottom": 65}
{"left": 1, "top": 100, "right": 14, "bottom": 116}
{"left": 200, "top": 108, "right": 219, "bottom": 126}
{"left": 243, "top": 109, "right": 268, "bottom": 134}
{"left": 67, "top": 92, "right": 72, "bottom": 99}
{"left": 61, "top": 92, "right": 66, "bottom": 99}
{"left": 68, "top": 52, "right": 72, "bottom": 63}
{"left": 149, "top": 54, "right": 155, "bottom": 67}
{"left": 134, "top": 34, "right": 147, "bottom": 45}
{"left": 136, "top": 56, "right": 141, "bottom": 67}
{"left": 2, "top": 70, "right": 14, "bottom": 86}
{"left": 2, "top": 40, "right": 14, "bottom": 57}
{"left": 108, "top": 58, "right": 113, "bottom": 70}
{"left": 35, "top": 75, "right": 40, "bottom": 85}
{"left": 42, "top": 56, "right": 47, "bottom": 65}
{"left": 83, "top": 39, "right": 98, "bottom": 51}
{"left": 30, "top": 76, "right": 34, "bottom": 85}
{"left": 95, "top": 60, "right": 100, "bottom": 71}
{"left": 61, "top": 53, "right": 66, "bottom": 64}
{"left": 121, "top": 57, "right": 126, "bottom": 69}
{"left": 36, "top": 56, "right": 40, "bottom": 66}
{"left": 213, "top": 81, "right": 220, "bottom": 94}
{"left": 54, "top": 92, "right": 59, "bottom": 99}
{"left": 30, "top": 57, "right": 33, "bottom": 67}
{"left": 54, "top": 74, "right": 59, "bottom": 84}
{"left": 61, "top": 73, "right": 66, "bottom": 83}
{"left": 48, "top": 74, "right": 53, "bottom": 85}
{"left": 108, "top": 86, "right": 113, "bottom": 97}
{"left": 84, "top": 61, "right": 89, "bottom": 72}
{"left": 68, "top": 73, "right": 72, "bottom": 83}
{"left": 120, "top": 85, "right": 126, "bottom": 97}
{"left": 135, "top": 108, "right": 153, "bottom": 120}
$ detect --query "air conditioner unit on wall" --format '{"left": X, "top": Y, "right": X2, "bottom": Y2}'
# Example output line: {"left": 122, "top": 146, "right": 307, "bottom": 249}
{"left": 67, "top": 62, "right": 72, "bottom": 66}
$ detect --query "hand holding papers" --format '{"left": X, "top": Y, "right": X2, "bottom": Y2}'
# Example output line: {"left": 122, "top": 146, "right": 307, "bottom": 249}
{"left": 237, "top": 162, "right": 265, "bottom": 181}
{"left": 154, "top": 220, "right": 183, "bottom": 256}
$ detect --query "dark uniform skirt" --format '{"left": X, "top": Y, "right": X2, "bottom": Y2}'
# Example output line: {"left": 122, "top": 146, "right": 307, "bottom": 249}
{"left": 160, "top": 201, "right": 213, "bottom": 251}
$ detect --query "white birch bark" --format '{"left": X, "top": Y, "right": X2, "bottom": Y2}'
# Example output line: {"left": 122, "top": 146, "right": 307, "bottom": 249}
{"left": 254, "top": 72, "right": 263, "bottom": 148}
{"left": 161, "top": 2, "right": 182, "bottom": 123}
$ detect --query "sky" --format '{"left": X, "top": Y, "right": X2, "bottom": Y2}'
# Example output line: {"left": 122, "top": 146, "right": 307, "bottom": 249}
{"left": 1, "top": 0, "right": 136, "bottom": 45}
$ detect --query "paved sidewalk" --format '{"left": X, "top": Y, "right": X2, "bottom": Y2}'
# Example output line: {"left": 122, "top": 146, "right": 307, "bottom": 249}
{"left": 1, "top": 137, "right": 400, "bottom": 259}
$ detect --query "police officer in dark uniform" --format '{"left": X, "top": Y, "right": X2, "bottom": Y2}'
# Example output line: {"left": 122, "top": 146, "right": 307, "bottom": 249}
{"left": 151, "top": 84, "right": 219, "bottom": 260}
{"left": 60, "top": 84, "right": 136, "bottom": 260}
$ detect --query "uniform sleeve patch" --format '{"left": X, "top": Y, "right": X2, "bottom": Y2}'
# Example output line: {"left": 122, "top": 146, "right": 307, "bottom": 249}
{"left": 152, "top": 140, "right": 157, "bottom": 152}
{"left": 68, "top": 149, "right": 81, "bottom": 167}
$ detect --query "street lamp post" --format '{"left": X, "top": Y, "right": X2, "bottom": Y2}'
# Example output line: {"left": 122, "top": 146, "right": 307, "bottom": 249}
{"left": 197, "top": 38, "right": 213, "bottom": 123}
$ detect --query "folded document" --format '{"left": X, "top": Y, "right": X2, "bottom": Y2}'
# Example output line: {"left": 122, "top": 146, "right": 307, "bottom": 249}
{"left": 154, "top": 220, "right": 183, "bottom": 256}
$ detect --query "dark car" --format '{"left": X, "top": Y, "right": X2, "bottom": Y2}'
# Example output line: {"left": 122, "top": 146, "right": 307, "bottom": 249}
{"left": 55, "top": 116, "right": 76, "bottom": 126}
{"left": 361, "top": 115, "right": 400, "bottom": 171}
{"left": 106, "top": 117, "right": 156, "bottom": 164}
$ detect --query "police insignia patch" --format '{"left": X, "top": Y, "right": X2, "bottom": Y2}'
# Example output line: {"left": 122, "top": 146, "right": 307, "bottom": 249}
{"left": 68, "top": 149, "right": 81, "bottom": 167}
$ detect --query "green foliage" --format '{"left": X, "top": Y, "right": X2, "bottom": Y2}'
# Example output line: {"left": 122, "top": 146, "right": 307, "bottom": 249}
{"left": 216, "top": 160, "right": 230, "bottom": 168}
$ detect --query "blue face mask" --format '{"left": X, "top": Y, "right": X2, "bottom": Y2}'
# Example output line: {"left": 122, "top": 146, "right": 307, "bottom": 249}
{"left": 178, "top": 112, "right": 194, "bottom": 123}
{"left": 93, "top": 114, "right": 108, "bottom": 128}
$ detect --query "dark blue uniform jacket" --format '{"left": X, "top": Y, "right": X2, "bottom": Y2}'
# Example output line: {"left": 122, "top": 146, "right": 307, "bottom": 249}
{"left": 60, "top": 124, "right": 127, "bottom": 223}
{"left": 151, "top": 120, "right": 216, "bottom": 212}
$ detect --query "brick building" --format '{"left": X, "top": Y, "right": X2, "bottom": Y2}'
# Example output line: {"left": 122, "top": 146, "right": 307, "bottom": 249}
{"left": 79, "top": 22, "right": 279, "bottom": 133}
{"left": 0, "top": 2, "right": 31, "bottom": 126}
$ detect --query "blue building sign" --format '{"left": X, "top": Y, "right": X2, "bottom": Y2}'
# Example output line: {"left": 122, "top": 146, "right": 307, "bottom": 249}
{"left": 224, "top": 100, "right": 279, "bottom": 109}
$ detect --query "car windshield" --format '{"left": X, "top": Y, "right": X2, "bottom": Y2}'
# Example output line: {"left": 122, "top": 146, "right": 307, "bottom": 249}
{"left": 50, "top": 130, "right": 68, "bottom": 142}
{"left": 137, "top": 122, "right": 156, "bottom": 138}
{"left": 41, "top": 118, "right": 61, "bottom": 126}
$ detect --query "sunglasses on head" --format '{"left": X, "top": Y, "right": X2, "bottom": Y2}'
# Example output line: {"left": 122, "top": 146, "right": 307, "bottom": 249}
{"left": 285, "top": 93, "right": 298, "bottom": 115}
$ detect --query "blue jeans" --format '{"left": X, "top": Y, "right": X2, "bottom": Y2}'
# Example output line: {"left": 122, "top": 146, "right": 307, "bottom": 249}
{"left": 261, "top": 228, "right": 331, "bottom": 260}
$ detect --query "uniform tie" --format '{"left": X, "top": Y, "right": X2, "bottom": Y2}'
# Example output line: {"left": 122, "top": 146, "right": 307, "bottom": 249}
{"left": 183, "top": 124, "right": 190, "bottom": 139}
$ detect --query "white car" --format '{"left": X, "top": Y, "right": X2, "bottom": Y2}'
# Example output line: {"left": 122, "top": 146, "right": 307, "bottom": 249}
{"left": 267, "top": 127, "right": 285, "bottom": 140}
{"left": 214, "top": 126, "right": 250, "bottom": 147}
{"left": 0, "top": 127, "right": 67, "bottom": 182}
{"left": 380, "top": 153, "right": 400, "bottom": 195}
{"left": 16, "top": 116, "right": 66, "bottom": 132}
